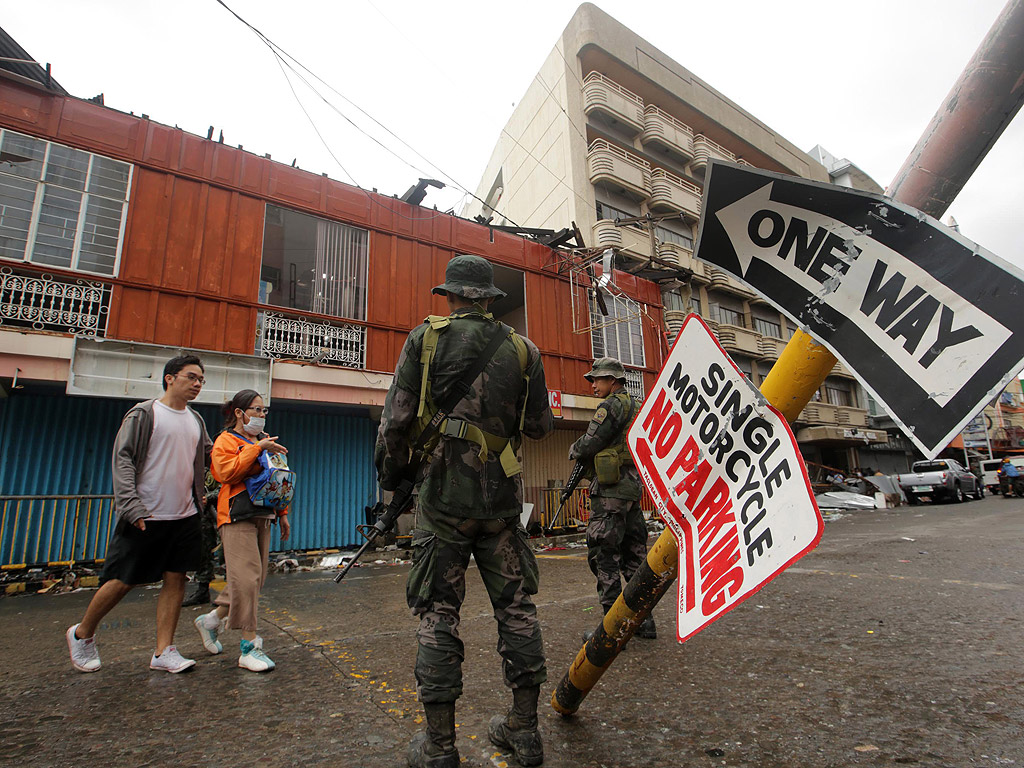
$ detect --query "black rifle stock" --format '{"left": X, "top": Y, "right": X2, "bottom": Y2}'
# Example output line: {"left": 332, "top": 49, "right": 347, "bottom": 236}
{"left": 333, "top": 477, "right": 414, "bottom": 583}
{"left": 545, "top": 460, "right": 586, "bottom": 534}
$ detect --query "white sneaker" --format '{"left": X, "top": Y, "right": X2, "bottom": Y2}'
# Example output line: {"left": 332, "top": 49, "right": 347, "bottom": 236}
{"left": 150, "top": 645, "right": 196, "bottom": 673}
{"left": 66, "top": 624, "right": 101, "bottom": 673}
{"left": 194, "top": 611, "right": 223, "bottom": 654}
{"left": 238, "top": 640, "right": 275, "bottom": 672}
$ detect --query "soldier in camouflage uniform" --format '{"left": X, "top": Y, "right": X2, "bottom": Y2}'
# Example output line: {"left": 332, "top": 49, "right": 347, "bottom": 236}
{"left": 182, "top": 469, "right": 221, "bottom": 606}
{"left": 569, "top": 357, "right": 656, "bottom": 640}
{"left": 376, "top": 254, "right": 554, "bottom": 768}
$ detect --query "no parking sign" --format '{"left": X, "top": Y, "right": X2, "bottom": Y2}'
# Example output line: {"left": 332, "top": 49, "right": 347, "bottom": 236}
{"left": 628, "top": 314, "right": 823, "bottom": 642}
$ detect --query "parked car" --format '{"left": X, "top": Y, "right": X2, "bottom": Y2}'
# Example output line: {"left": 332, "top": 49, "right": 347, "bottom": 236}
{"left": 898, "top": 459, "right": 982, "bottom": 504}
{"left": 980, "top": 458, "right": 1006, "bottom": 494}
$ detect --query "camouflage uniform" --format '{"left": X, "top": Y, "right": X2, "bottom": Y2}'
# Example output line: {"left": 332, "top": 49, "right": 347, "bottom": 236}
{"left": 375, "top": 256, "right": 554, "bottom": 718}
{"left": 183, "top": 469, "right": 221, "bottom": 605}
{"left": 196, "top": 470, "right": 221, "bottom": 584}
{"left": 570, "top": 360, "right": 648, "bottom": 614}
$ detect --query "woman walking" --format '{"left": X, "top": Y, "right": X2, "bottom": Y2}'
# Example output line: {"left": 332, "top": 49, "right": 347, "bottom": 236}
{"left": 194, "top": 390, "right": 290, "bottom": 672}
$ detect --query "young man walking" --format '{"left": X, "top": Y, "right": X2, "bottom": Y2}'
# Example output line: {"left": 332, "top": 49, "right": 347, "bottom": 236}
{"left": 570, "top": 357, "right": 655, "bottom": 639}
{"left": 376, "top": 255, "right": 554, "bottom": 767}
{"left": 66, "top": 354, "right": 213, "bottom": 673}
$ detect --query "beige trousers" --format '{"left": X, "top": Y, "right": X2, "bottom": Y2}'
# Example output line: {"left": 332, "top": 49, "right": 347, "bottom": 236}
{"left": 214, "top": 517, "right": 272, "bottom": 631}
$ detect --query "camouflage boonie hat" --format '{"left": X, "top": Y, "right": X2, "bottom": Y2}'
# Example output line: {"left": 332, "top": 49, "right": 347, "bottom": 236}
{"left": 432, "top": 254, "right": 506, "bottom": 300}
{"left": 585, "top": 357, "right": 627, "bottom": 381}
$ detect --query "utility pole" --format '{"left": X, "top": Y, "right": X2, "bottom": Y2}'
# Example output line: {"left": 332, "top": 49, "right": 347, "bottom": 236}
{"left": 552, "top": 0, "right": 1024, "bottom": 717}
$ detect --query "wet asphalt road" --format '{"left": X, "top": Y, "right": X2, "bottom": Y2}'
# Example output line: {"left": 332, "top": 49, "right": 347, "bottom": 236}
{"left": 1, "top": 494, "right": 1023, "bottom": 768}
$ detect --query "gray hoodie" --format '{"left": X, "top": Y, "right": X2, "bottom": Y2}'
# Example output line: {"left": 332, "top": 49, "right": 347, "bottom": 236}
{"left": 111, "top": 399, "right": 213, "bottom": 524}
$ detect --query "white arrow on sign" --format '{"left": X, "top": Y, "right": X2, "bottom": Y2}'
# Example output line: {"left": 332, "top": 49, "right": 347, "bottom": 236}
{"left": 715, "top": 182, "right": 1010, "bottom": 407}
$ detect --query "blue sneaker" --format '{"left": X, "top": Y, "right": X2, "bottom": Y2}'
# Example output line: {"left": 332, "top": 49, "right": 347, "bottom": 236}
{"left": 238, "top": 639, "right": 275, "bottom": 672}
{"left": 194, "top": 611, "right": 223, "bottom": 654}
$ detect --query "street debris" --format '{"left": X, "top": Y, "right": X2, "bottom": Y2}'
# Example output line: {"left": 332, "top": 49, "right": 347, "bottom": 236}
{"left": 815, "top": 491, "right": 877, "bottom": 511}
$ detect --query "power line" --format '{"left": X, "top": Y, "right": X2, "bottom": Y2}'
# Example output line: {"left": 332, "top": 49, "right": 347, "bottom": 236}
{"left": 213, "top": 0, "right": 524, "bottom": 228}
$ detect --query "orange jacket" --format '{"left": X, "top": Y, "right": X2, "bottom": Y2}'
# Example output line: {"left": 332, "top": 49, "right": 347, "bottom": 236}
{"left": 211, "top": 430, "right": 289, "bottom": 528}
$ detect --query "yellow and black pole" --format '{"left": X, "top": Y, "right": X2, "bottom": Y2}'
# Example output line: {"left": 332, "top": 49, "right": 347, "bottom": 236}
{"left": 552, "top": 0, "right": 1024, "bottom": 717}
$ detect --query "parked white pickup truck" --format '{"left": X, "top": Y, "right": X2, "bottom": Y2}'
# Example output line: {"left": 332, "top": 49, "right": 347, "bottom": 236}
{"left": 898, "top": 459, "right": 983, "bottom": 504}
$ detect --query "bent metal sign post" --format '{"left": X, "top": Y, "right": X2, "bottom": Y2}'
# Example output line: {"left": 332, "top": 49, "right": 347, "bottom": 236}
{"left": 628, "top": 314, "right": 823, "bottom": 643}
{"left": 695, "top": 160, "right": 1024, "bottom": 459}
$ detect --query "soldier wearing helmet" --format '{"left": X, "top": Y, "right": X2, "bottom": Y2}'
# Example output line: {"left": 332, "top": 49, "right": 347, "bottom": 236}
{"left": 376, "top": 254, "right": 554, "bottom": 768}
{"left": 569, "top": 357, "right": 656, "bottom": 640}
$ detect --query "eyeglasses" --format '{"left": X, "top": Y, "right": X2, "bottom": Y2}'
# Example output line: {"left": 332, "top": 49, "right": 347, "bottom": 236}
{"left": 246, "top": 406, "right": 270, "bottom": 415}
{"left": 177, "top": 372, "right": 206, "bottom": 386}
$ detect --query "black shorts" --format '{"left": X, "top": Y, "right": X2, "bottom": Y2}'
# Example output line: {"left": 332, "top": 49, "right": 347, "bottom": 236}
{"left": 100, "top": 514, "right": 202, "bottom": 586}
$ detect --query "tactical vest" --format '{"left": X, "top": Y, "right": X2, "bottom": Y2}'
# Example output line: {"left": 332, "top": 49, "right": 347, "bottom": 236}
{"left": 593, "top": 391, "right": 638, "bottom": 485}
{"left": 415, "top": 313, "right": 530, "bottom": 478}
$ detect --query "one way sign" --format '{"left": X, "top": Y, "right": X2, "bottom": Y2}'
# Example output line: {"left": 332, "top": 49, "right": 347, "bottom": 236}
{"left": 694, "top": 161, "right": 1024, "bottom": 459}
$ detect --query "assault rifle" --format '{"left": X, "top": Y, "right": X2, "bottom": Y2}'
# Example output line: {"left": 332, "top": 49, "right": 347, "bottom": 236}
{"left": 333, "top": 477, "right": 414, "bottom": 583}
{"left": 544, "top": 460, "right": 587, "bottom": 534}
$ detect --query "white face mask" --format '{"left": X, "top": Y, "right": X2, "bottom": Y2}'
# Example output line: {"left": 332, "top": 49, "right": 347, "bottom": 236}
{"left": 243, "top": 416, "right": 265, "bottom": 436}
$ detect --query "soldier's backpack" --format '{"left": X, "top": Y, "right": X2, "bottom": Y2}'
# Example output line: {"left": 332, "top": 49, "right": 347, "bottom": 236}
{"left": 415, "top": 313, "right": 530, "bottom": 478}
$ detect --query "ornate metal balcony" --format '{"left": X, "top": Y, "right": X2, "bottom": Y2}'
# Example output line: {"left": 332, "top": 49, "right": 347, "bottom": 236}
{"left": 690, "top": 134, "right": 737, "bottom": 176}
{"left": 640, "top": 105, "right": 695, "bottom": 164}
{"left": 649, "top": 168, "right": 702, "bottom": 220}
{"left": 0, "top": 266, "right": 110, "bottom": 337}
{"left": 582, "top": 72, "right": 645, "bottom": 135}
{"left": 587, "top": 139, "right": 651, "bottom": 202}
{"left": 256, "top": 310, "right": 366, "bottom": 369}
{"left": 624, "top": 367, "right": 646, "bottom": 402}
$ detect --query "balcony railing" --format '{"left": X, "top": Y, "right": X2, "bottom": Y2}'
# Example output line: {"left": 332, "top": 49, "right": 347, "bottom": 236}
{"left": 656, "top": 240, "right": 693, "bottom": 267}
{"left": 592, "top": 220, "right": 623, "bottom": 250}
{"left": 256, "top": 310, "right": 366, "bottom": 369}
{"left": 690, "top": 134, "right": 737, "bottom": 176}
{"left": 649, "top": 168, "right": 702, "bottom": 220}
{"left": 587, "top": 139, "right": 652, "bottom": 201}
{"left": 640, "top": 105, "right": 695, "bottom": 164}
{"left": 582, "top": 72, "right": 645, "bottom": 135}
{"left": 0, "top": 266, "right": 111, "bottom": 337}
{"left": 624, "top": 367, "right": 646, "bottom": 402}
{"left": 716, "top": 323, "right": 761, "bottom": 356}
{"left": 758, "top": 334, "right": 787, "bottom": 359}
{"left": 799, "top": 403, "right": 869, "bottom": 427}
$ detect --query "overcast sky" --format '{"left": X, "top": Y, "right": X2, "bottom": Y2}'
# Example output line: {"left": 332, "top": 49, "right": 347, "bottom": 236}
{"left": 4, "top": 0, "right": 1021, "bottom": 271}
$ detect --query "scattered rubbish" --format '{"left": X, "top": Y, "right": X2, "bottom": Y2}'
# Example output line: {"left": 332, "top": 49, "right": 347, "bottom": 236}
{"left": 320, "top": 554, "right": 348, "bottom": 568}
{"left": 705, "top": 748, "right": 725, "bottom": 757}
{"left": 854, "top": 745, "right": 879, "bottom": 753}
{"left": 901, "top": 537, "right": 916, "bottom": 542}
{"left": 815, "top": 492, "right": 876, "bottom": 511}
{"left": 274, "top": 557, "right": 299, "bottom": 572}
{"left": 898, "top": 559, "right": 910, "bottom": 563}
{"left": 919, "top": 551, "right": 929, "bottom": 555}
{"left": 822, "top": 511, "right": 848, "bottom": 523}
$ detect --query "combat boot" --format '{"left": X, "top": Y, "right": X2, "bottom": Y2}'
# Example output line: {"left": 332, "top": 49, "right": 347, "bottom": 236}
{"left": 636, "top": 614, "right": 657, "bottom": 639}
{"left": 408, "top": 702, "right": 459, "bottom": 768}
{"left": 488, "top": 685, "right": 543, "bottom": 766}
{"left": 182, "top": 582, "right": 210, "bottom": 607}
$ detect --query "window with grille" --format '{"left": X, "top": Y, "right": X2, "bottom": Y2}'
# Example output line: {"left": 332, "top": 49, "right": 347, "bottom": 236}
{"left": 753, "top": 317, "right": 782, "bottom": 338}
{"left": 713, "top": 304, "right": 744, "bottom": 326}
{"left": 654, "top": 226, "right": 693, "bottom": 250}
{"left": 595, "top": 200, "right": 636, "bottom": 222}
{"left": 590, "top": 293, "right": 645, "bottom": 368}
{"left": 0, "top": 129, "right": 132, "bottom": 276}
{"left": 824, "top": 379, "right": 855, "bottom": 407}
{"left": 260, "top": 204, "right": 368, "bottom": 321}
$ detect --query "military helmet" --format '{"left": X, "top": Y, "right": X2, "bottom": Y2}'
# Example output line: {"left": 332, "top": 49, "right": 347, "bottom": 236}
{"left": 584, "top": 357, "right": 627, "bottom": 382}
{"left": 432, "top": 254, "right": 506, "bottom": 300}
